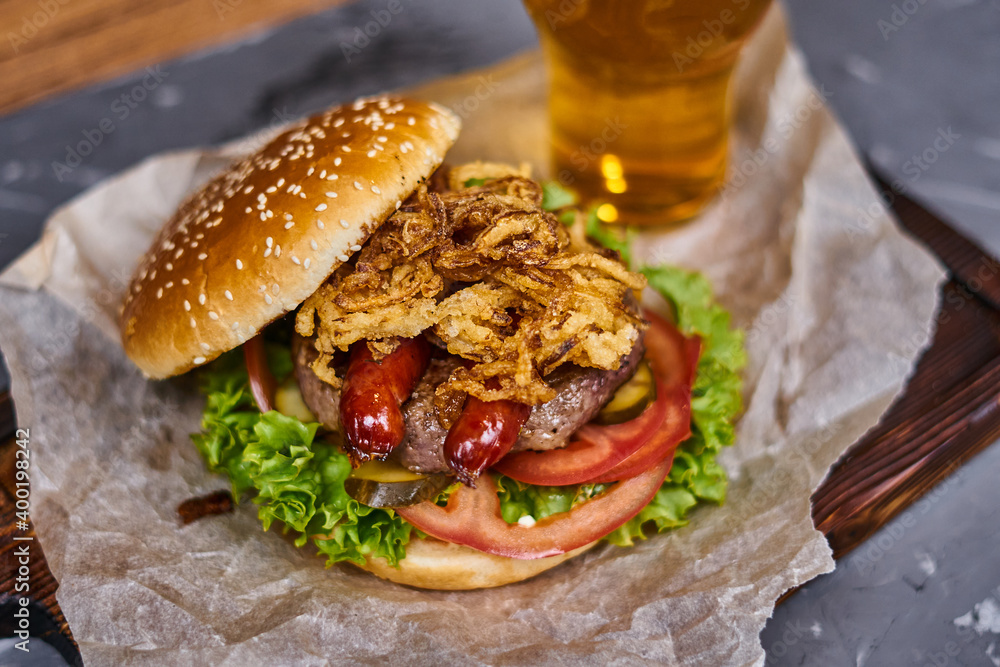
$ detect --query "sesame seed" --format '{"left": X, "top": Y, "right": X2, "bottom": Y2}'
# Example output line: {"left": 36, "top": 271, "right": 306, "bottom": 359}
{"left": 317, "top": 220, "right": 325, "bottom": 229}
{"left": 190, "top": 317, "right": 197, "bottom": 328}
{"left": 198, "top": 252, "right": 208, "bottom": 260}
{"left": 275, "top": 245, "right": 281, "bottom": 257}
{"left": 367, "top": 150, "right": 376, "bottom": 158}
{"left": 245, "top": 207, "right": 252, "bottom": 214}
{"left": 310, "top": 240, "right": 318, "bottom": 250}
{"left": 386, "top": 122, "right": 395, "bottom": 129}
{"left": 315, "top": 203, "right": 328, "bottom": 212}
{"left": 236, "top": 259, "right": 243, "bottom": 269}
{"left": 326, "top": 191, "right": 338, "bottom": 198}
{"left": 307, "top": 167, "right": 315, "bottom": 176}
{"left": 277, "top": 178, "right": 285, "bottom": 187}
{"left": 377, "top": 136, "right": 388, "bottom": 142}
{"left": 371, "top": 185, "right": 381, "bottom": 194}
{"left": 165, "top": 263, "right": 173, "bottom": 271}
{"left": 354, "top": 181, "right": 362, "bottom": 190}
{"left": 200, "top": 342, "right": 210, "bottom": 351}
{"left": 266, "top": 237, "right": 273, "bottom": 247}
{"left": 395, "top": 200, "right": 402, "bottom": 209}
{"left": 285, "top": 221, "right": 294, "bottom": 229}
{"left": 264, "top": 294, "right": 273, "bottom": 305}
{"left": 319, "top": 170, "right": 327, "bottom": 178}
{"left": 341, "top": 146, "right": 351, "bottom": 152}
{"left": 304, "top": 258, "right": 311, "bottom": 268}
{"left": 264, "top": 247, "right": 272, "bottom": 258}
{"left": 182, "top": 278, "right": 190, "bottom": 285}
{"left": 198, "top": 294, "right": 206, "bottom": 305}
{"left": 244, "top": 185, "right": 254, "bottom": 194}
{"left": 334, "top": 157, "right": 342, "bottom": 166}
{"left": 327, "top": 174, "right": 339, "bottom": 180}
{"left": 194, "top": 356, "right": 206, "bottom": 364}
{"left": 156, "top": 288, "right": 163, "bottom": 299}
{"left": 407, "top": 117, "right": 415, "bottom": 125}
{"left": 225, "top": 290, "right": 234, "bottom": 300}
{"left": 184, "top": 300, "right": 191, "bottom": 311}
{"left": 259, "top": 285, "right": 266, "bottom": 292}
{"left": 266, "top": 186, "right": 276, "bottom": 193}
{"left": 260, "top": 212, "right": 267, "bottom": 221}
{"left": 232, "top": 322, "right": 240, "bottom": 331}
{"left": 340, "top": 219, "right": 349, "bottom": 228}
{"left": 166, "top": 281, "right": 174, "bottom": 288}
{"left": 350, "top": 244, "right": 362, "bottom": 251}
{"left": 284, "top": 213, "right": 293, "bottom": 220}
{"left": 338, "top": 254, "right": 349, "bottom": 262}
{"left": 272, "top": 284, "right": 280, "bottom": 294}
{"left": 208, "top": 311, "right": 219, "bottom": 320}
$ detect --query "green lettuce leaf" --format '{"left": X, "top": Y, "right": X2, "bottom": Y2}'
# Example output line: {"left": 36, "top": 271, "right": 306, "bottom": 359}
{"left": 488, "top": 253, "right": 745, "bottom": 546}
{"left": 192, "top": 351, "right": 412, "bottom": 567}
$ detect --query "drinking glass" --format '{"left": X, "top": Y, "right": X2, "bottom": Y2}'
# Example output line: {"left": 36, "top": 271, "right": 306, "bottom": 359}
{"left": 523, "top": 0, "right": 773, "bottom": 225}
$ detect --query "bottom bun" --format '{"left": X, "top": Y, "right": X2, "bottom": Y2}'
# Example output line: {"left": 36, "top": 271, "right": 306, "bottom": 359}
{"left": 354, "top": 538, "right": 598, "bottom": 590}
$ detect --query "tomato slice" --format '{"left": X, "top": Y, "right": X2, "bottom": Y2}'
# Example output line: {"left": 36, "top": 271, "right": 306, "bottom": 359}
{"left": 492, "top": 311, "right": 699, "bottom": 486}
{"left": 491, "top": 377, "right": 669, "bottom": 485}
{"left": 396, "top": 457, "right": 674, "bottom": 560}
{"left": 244, "top": 334, "right": 276, "bottom": 413}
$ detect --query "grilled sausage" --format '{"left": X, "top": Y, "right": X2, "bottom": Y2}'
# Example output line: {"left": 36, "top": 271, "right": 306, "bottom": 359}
{"left": 444, "top": 395, "right": 532, "bottom": 486}
{"left": 339, "top": 337, "right": 431, "bottom": 464}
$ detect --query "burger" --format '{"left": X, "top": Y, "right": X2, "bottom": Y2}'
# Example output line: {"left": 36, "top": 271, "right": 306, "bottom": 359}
{"left": 120, "top": 96, "right": 744, "bottom": 590}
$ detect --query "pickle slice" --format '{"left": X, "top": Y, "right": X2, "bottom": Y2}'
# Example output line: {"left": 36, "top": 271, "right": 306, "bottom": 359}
{"left": 594, "top": 360, "right": 657, "bottom": 426}
{"left": 345, "top": 474, "right": 453, "bottom": 508}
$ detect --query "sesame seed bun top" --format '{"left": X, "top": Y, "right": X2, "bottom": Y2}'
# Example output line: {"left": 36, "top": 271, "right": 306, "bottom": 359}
{"left": 120, "top": 96, "right": 461, "bottom": 378}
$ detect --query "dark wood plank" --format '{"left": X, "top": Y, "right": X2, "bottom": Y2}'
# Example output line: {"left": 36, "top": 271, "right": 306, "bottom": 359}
{"left": 0, "top": 0, "right": 347, "bottom": 114}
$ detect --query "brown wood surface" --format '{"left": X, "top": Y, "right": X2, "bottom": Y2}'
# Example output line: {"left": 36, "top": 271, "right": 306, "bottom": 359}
{"left": 0, "top": 0, "right": 345, "bottom": 114}
{"left": 1, "top": 179, "right": 999, "bottom": 661}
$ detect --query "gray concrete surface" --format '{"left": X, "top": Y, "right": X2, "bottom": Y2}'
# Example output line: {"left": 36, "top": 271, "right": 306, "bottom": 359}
{"left": 0, "top": 0, "right": 998, "bottom": 664}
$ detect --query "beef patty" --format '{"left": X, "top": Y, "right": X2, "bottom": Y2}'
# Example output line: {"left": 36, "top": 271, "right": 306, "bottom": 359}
{"left": 292, "top": 334, "right": 645, "bottom": 474}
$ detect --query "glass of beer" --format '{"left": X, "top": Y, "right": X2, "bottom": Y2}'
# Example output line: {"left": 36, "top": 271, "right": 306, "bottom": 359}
{"left": 523, "top": 0, "right": 772, "bottom": 226}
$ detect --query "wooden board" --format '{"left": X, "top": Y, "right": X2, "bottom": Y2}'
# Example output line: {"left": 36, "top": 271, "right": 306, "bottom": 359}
{"left": 0, "top": 0, "right": 346, "bottom": 114}
{"left": 1, "top": 175, "right": 999, "bottom": 663}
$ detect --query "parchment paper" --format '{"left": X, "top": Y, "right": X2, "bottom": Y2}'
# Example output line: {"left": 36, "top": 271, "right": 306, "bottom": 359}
{"left": 0, "top": 6, "right": 947, "bottom": 665}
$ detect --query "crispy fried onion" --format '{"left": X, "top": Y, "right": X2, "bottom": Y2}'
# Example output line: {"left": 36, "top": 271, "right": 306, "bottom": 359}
{"left": 295, "top": 165, "right": 647, "bottom": 410}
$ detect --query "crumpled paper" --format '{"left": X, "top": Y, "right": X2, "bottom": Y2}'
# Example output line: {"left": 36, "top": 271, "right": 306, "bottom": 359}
{"left": 0, "top": 6, "right": 946, "bottom": 665}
